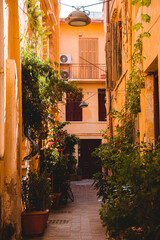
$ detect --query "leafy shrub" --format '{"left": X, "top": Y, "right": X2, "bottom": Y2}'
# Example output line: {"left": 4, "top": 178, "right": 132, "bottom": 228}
{"left": 22, "top": 171, "right": 51, "bottom": 212}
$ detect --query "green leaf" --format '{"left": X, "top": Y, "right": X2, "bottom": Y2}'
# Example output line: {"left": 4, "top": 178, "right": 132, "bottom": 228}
{"left": 133, "top": 23, "right": 143, "bottom": 31}
{"left": 140, "top": 32, "right": 151, "bottom": 38}
{"left": 140, "top": 0, "right": 151, "bottom": 7}
{"left": 132, "top": 0, "right": 141, "bottom": 5}
{"left": 141, "top": 14, "right": 151, "bottom": 23}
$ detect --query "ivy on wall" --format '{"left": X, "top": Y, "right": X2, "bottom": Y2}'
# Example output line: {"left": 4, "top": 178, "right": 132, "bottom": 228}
{"left": 21, "top": 1, "right": 82, "bottom": 141}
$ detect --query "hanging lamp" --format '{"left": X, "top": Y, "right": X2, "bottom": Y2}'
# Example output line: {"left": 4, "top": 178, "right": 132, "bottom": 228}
{"left": 65, "top": 9, "right": 91, "bottom": 27}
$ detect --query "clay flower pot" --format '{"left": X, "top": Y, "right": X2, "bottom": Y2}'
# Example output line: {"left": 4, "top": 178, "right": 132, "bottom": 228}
{"left": 21, "top": 209, "right": 49, "bottom": 235}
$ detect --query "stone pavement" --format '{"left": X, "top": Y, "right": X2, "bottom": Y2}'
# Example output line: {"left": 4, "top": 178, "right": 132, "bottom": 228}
{"left": 23, "top": 179, "right": 107, "bottom": 240}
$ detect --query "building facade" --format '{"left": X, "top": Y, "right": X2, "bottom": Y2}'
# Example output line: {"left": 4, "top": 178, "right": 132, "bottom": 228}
{"left": 0, "top": 0, "right": 60, "bottom": 239}
{"left": 0, "top": 0, "right": 22, "bottom": 239}
{"left": 103, "top": 0, "right": 160, "bottom": 144}
{"left": 59, "top": 16, "right": 107, "bottom": 178}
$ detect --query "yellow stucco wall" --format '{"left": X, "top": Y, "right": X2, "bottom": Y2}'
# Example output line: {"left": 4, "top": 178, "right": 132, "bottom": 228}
{"left": 104, "top": 0, "right": 160, "bottom": 144}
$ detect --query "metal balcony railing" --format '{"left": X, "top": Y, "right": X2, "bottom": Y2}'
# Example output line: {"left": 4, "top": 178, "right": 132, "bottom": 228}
{"left": 61, "top": 64, "right": 106, "bottom": 80}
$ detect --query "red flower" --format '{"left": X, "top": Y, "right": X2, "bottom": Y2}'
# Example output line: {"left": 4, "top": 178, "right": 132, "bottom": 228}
{"left": 114, "top": 142, "right": 117, "bottom": 146}
{"left": 116, "top": 124, "right": 119, "bottom": 128}
{"left": 120, "top": 142, "right": 123, "bottom": 145}
{"left": 48, "top": 141, "right": 54, "bottom": 147}
{"left": 58, "top": 148, "right": 65, "bottom": 152}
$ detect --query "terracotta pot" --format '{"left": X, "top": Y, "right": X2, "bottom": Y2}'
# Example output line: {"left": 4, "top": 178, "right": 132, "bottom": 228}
{"left": 21, "top": 209, "right": 49, "bottom": 235}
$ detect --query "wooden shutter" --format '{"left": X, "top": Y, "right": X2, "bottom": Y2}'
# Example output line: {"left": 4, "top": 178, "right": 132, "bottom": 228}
{"left": 117, "top": 21, "right": 122, "bottom": 79}
{"left": 111, "top": 22, "right": 118, "bottom": 82}
{"left": 98, "top": 89, "right": 106, "bottom": 121}
{"left": 106, "top": 24, "right": 112, "bottom": 89}
{"left": 154, "top": 71, "right": 159, "bottom": 139}
{"left": 66, "top": 95, "right": 82, "bottom": 121}
{"left": 79, "top": 38, "right": 98, "bottom": 79}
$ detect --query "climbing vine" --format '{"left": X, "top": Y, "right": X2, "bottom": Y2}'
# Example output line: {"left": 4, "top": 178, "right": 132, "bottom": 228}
{"left": 125, "top": 0, "right": 151, "bottom": 115}
{"left": 22, "top": 0, "right": 50, "bottom": 50}
{"left": 21, "top": 1, "right": 83, "bottom": 141}
{"left": 22, "top": 49, "right": 82, "bottom": 140}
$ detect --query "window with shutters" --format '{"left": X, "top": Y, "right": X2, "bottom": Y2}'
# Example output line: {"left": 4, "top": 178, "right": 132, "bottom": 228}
{"left": 98, "top": 89, "right": 106, "bottom": 121}
{"left": 154, "top": 71, "right": 159, "bottom": 139}
{"left": 66, "top": 94, "right": 82, "bottom": 121}
{"left": 106, "top": 21, "right": 122, "bottom": 88}
{"left": 79, "top": 38, "right": 98, "bottom": 79}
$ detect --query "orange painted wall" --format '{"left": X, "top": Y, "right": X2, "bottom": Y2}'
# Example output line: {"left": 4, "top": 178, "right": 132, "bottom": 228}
{"left": 60, "top": 21, "right": 105, "bottom": 64}
{"left": 59, "top": 20, "right": 107, "bottom": 159}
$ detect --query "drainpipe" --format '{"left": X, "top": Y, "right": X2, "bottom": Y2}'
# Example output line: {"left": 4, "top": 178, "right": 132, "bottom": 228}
{"left": 0, "top": 0, "right": 4, "bottom": 235}
{"left": 106, "top": 0, "right": 113, "bottom": 135}
{"left": 0, "top": 0, "right": 4, "bottom": 162}
{"left": 128, "top": 0, "right": 132, "bottom": 75}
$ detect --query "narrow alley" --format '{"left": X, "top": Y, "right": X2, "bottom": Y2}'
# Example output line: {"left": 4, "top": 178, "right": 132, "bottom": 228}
{"left": 23, "top": 180, "right": 106, "bottom": 240}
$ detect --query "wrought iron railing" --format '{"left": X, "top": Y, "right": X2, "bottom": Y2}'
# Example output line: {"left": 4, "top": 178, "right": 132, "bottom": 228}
{"left": 60, "top": 64, "right": 106, "bottom": 80}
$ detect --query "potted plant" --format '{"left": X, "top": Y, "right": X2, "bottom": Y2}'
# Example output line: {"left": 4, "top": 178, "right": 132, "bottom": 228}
{"left": 21, "top": 171, "right": 51, "bottom": 236}
{"left": 43, "top": 122, "right": 79, "bottom": 205}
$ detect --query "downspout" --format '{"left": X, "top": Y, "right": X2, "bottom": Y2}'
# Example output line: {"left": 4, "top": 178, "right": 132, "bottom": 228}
{"left": 106, "top": 0, "right": 113, "bottom": 135}
{"left": 0, "top": 0, "right": 4, "bottom": 161}
{"left": 0, "top": 0, "right": 4, "bottom": 236}
{"left": 128, "top": 0, "right": 132, "bottom": 75}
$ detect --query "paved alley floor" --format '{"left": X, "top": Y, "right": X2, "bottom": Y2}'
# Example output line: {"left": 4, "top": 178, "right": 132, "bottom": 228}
{"left": 23, "top": 179, "right": 107, "bottom": 240}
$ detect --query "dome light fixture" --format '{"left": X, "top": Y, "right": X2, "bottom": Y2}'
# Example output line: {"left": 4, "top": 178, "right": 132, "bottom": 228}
{"left": 65, "top": 8, "right": 91, "bottom": 27}
{"left": 79, "top": 101, "right": 89, "bottom": 108}
{"left": 62, "top": 1, "right": 112, "bottom": 27}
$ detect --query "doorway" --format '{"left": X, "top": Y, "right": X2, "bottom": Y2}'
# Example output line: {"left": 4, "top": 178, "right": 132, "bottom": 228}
{"left": 78, "top": 139, "right": 102, "bottom": 179}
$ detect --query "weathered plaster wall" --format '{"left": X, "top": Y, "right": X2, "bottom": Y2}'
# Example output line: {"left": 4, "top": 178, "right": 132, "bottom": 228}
{"left": 104, "top": 0, "right": 160, "bottom": 144}
{"left": 0, "top": 1, "right": 22, "bottom": 239}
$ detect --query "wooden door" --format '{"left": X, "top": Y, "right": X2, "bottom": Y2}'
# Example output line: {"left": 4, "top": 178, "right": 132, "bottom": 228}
{"left": 78, "top": 139, "right": 101, "bottom": 179}
{"left": 79, "top": 38, "right": 98, "bottom": 79}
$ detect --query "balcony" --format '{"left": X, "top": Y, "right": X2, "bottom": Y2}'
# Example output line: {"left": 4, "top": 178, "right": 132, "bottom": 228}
{"left": 60, "top": 64, "right": 106, "bottom": 80}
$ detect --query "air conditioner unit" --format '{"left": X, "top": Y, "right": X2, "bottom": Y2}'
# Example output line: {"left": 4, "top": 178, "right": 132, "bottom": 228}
{"left": 60, "top": 70, "right": 69, "bottom": 79}
{"left": 60, "top": 54, "right": 72, "bottom": 64}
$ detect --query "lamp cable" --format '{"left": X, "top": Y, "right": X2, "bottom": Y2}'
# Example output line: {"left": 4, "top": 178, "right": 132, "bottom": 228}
{"left": 60, "top": 0, "right": 112, "bottom": 10}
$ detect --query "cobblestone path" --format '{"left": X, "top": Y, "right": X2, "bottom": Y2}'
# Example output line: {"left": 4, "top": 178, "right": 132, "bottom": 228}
{"left": 23, "top": 180, "right": 106, "bottom": 240}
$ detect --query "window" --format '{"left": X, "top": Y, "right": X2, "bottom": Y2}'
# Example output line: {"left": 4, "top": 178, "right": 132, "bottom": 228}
{"left": 98, "top": 89, "right": 106, "bottom": 121}
{"left": 106, "top": 21, "right": 122, "bottom": 88}
{"left": 154, "top": 71, "right": 159, "bottom": 139}
{"left": 79, "top": 38, "right": 98, "bottom": 79}
{"left": 66, "top": 95, "right": 82, "bottom": 121}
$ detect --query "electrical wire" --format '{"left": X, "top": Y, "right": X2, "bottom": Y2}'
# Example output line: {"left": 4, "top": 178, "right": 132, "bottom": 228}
{"left": 79, "top": 56, "right": 107, "bottom": 73}
{"left": 60, "top": 0, "right": 112, "bottom": 10}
